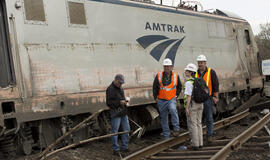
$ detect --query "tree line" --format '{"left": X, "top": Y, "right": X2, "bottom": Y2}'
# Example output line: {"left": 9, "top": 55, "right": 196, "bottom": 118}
{"left": 255, "top": 23, "right": 270, "bottom": 59}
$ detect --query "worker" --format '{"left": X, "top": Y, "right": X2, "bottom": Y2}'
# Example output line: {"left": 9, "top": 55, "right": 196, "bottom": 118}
{"left": 196, "top": 55, "right": 219, "bottom": 143}
{"left": 106, "top": 74, "right": 130, "bottom": 156}
{"left": 184, "top": 63, "right": 203, "bottom": 150}
{"left": 153, "top": 58, "right": 182, "bottom": 139}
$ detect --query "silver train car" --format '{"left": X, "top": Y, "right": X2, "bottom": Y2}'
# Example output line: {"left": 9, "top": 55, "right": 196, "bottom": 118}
{"left": 0, "top": 0, "right": 263, "bottom": 157}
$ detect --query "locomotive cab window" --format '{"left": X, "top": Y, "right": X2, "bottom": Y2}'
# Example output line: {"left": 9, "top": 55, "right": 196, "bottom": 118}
{"left": 245, "top": 30, "right": 251, "bottom": 45}
{"left": 67, "top": 1, "right": 87, "bottom": 25}
{"left": 24, "top": 0, "right": 46, "bottom": 21}
{"left": 207, "top": 20, "right": 226, "bottom": 38}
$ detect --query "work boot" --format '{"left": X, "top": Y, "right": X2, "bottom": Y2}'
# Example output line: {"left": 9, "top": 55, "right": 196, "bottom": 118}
{"left": 113, "top": 150, "right": 121, "bottom": 156}
{"left": 192, "top": 146, "right": 199, "bottom": 151}
{"left": 171, "top": 130, "right": 180, "bottom": 137}
{"left": 206, "top": 136, "right": 213, "bottom": 144}
{"left": 121, "top": 148, "right": 130, "bottom": 153}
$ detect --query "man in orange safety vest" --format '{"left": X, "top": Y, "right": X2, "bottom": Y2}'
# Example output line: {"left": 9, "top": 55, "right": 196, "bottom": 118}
{"left": 153, "top": 58, "right": 182, "bottom": 139}
{"left": 196, "top": 55, "right": 219, "bottom": 143}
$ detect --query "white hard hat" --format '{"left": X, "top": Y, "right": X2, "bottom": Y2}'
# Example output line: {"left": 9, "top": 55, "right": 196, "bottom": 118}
{"left": 163, "top": 58, "right": 173, "bottom": 66}
{"left": 197, "top": 55, "right": 207, "bottom": 61}
{"left": 185, "top": 63, "right": 197, "bottom": 72}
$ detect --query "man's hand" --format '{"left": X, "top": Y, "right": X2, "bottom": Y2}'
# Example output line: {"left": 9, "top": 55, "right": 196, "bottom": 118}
{"left": 120, "top": 100, "right": 127, "bottom": 105}
{"left": 213, "top": 97, "right": 219, "bottom": 104}
{"left": 155, "top": 99, "right": 158, "bottom": 103}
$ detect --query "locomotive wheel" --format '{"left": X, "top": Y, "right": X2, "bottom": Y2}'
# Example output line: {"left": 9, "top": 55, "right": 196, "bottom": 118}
{"left": 97, "top": 111, "right": 111, "bottom": 134}
{"left": 21, "top": 141, "right": 32, "bottom": 155}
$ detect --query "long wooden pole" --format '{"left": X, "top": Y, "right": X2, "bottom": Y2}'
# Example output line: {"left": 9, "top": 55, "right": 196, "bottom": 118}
{"left": 38, "top": 109, "right": 104, "bottom": 158}
{"left": 41, "top": 131, "right": 129, "bottom": 160}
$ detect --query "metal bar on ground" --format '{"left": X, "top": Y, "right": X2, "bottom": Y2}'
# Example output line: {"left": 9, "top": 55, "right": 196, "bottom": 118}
{"left": 210, "top": 112, "right": 270, "bottom": 160}
{"left": 39, "top": 109, "right": 103, "bottom": 159}
{"left": 242, "top": 142, "right": 269, "bottom": 147}
{"left": 123, "top": 109, "right": 249, "bottom": 160}
{"left": 239, "top": 147, "right": 265, "bottom": 152}
{"left": 200, "top": 146, "right": 224, "bottom": 150}
{"left": 252, "top": 99, "right": 270, "bottom": 108}
{"left": 41, "top": 131, "right": 129, "bottom": 160}
{"left": 232, "top": 93, "right": 260, "bottom": 114}
{"left": 257, "top": 115, "right": 270, "bottom": 135}
{"left": 150, "top": 155, "right": 212, "bottom": 160}
{"left": 157, "top": 150, "right": 218, "bottom": 156}
{"left": 205, "top": 139, "right": 231, "bottom": 146}
{"left": 250, "top": 136, "right": 270, "bottom": 142}
{"left": 264, "top": 125, "right": 270, "bottom": 135}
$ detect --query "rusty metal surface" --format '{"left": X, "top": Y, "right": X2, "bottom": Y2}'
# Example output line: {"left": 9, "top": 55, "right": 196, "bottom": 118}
{"left": 12, "top": 87, "right": 154, "bottom": 123}
{"left": 0, "top": 87, "right": 20, "bottom": 100}
{"left": 123, "top": 109, "right": 249, "bottom": 160}
{"left": 211, "top": 112, "right": 270, "bottom": 160}
{"left": 232, "top": 93, "right": 260, "bottom": 114}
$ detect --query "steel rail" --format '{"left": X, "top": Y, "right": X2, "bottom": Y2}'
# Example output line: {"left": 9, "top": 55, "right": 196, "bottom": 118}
{"left": 210, "top": 111, "right": 270, "bottom": 160}
{"left": 123, "top": 109, "right": 249, "bottom": 160}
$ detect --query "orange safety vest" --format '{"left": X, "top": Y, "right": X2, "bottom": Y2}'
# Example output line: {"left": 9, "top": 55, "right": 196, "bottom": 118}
{"left": 157, "top": 72, "right": 178, "bottom": 100}
{"left": 195, "top": 68, "right": 212, "bottom": 96}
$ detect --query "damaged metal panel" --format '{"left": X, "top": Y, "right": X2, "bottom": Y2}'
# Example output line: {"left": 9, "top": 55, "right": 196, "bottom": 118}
{"left": 0, "top": 87, "right": 20, "bottom": 100}
{"left": 216, "top": 9, "right": 243, "bottom": 20}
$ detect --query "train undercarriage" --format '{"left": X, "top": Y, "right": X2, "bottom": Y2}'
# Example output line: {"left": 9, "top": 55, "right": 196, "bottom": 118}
{"left": 0, "top": 88, "right": 262, "bottom": 159}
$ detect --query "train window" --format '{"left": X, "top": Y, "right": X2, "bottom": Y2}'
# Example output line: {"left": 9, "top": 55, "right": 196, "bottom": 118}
{"left": 207, "top": 21, "right": 226, "bottom": 38}
{"left": 2, "top": 102, "right": 15, "bottom": 114}
{"left": 245, "top": 30, "right": 251, "bottom": 45}
{"left": 207, "top": 21, "right": 217, "bottom": 37}
{"left": 24, "top": 0, "right": 46, "bottom": 21}
{"left": 67, "top": 2, "right": 87, "bottom": 25}
{"left": 225, "top": 23, "right": 234, "bottom": 38}
{"left": 216, "top": 21, "right": 226, "bottom": 38}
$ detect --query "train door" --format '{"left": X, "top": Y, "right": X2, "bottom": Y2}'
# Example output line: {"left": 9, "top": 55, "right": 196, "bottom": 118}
{"left": 243, "top": 29, "right": 259, "bottom": 75}
{"left": 0, "top": 0, "right": 15, "bottom": 88}
{"left": 236, "top": 27, "right": 251, "bottom": 79}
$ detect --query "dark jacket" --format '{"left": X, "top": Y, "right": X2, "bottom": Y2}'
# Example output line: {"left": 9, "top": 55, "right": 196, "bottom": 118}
{"left": 152, "top": 71, "right": 182, "bottom": 100}
{"left": 197, "top": 67, "right": 219, "bottom": 94}
{"left": 106, "top": 82, "right": 125, "bottom": 110}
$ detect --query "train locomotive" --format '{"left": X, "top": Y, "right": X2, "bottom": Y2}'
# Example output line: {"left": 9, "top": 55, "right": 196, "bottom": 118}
{"left": 0, "top": 0, "right": 263, "bottom": 157}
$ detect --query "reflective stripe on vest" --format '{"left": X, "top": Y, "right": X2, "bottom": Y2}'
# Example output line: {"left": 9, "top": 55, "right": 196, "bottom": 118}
{"left": 157, "top": 72, "right": 178, "bottom": 100}
{"left": 206, "top": 68, "right": 211, "bottom": 86}
{"left": 195, "top": 68, "right": 212, "bottom": 95}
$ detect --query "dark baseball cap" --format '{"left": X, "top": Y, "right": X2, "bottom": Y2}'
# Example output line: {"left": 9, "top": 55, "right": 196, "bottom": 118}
{"left": 115, "top": 74, "right": 125, "bottom": 84}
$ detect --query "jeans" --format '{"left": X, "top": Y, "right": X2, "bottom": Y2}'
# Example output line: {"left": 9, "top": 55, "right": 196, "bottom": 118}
{"left": 111, "top": 115, "right": 130, "bottom": 151}
{"left": 203, "top": 97, "right": 214, "bottom": 136}
{"left": 157, "top": 99, "right": 180, "bottom": 139}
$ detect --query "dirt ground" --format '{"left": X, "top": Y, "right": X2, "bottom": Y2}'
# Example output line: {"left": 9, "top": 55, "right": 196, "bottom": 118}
{"left": 16, "top": 112, "right": 270, "bottom": 160}
{"left": 16, "top": 130, "right": 163, "bottom": 160}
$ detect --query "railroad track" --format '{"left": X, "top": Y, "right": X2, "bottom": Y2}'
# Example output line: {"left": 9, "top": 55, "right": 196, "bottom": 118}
{"left": 124, "top": 99, "right": 270, "bottom": 160}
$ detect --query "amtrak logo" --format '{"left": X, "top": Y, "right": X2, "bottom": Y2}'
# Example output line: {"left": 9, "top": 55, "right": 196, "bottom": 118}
{"left": 136, "top": 35, "right": 185, "bottom": 64}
